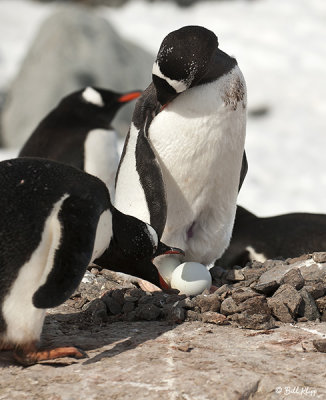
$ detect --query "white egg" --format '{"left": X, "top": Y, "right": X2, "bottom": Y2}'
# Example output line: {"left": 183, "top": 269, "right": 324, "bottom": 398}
{"left": 155, "top": 255, "right": 181, "bottom": 284}
{"left": 170, "top": 262, "right": 212, "bottom": 296}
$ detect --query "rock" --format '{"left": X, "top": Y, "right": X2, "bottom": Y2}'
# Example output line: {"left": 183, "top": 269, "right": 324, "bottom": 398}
{"left": 287, "top": 254, "right": 311, "bottom": 264}
{"left": 262, "top": 259, "right": 286, "bottom": 270}
{"left": 169, "top": 306, "right": 186, "bottom": 323}
{"left": 280, "top": 268, "right": 304, "bottom": 290}
{"left": 298, "top": 288, "right": 320, "bottom": 321}
{"left": 214, "top": 284, "right": 232, "bottom": 297}
{"left": 1, "top": 5, "right": 154, "bottom": 148}
{"left": 102, "top": 295, "right": 123, "bottom": 315}
{"left": 257, "top": 262, "right": 292, "bottom": 286}
{"left": 315, "top": 296, "right": 326, "bottom": 313}
{"left": 300, "top": 263, "right": 326, "bottom": 283}
{"left": 209, "top": 265, "right": 226, "bottom": 280}
{"left": 226, "top": 269, "right": 245, "bottom": 281}
{"left": 242, "top": 266, "right": 266, "bottom": 281}
{"left": 267, "top": 284, "right": 302, "bottom": 323}
{"left": 200, "top": 312, "right": 229, "bottom": 325}
{"left": 313, "top": 339, "right": 326, "bottom": 353}
{"left": 122, "top": 302, "right": 135, "bottom": 313}
{"left": 253, "top": 280, "right": 279, "bottom": 296}
{"left": 135, "top": 304, "right": 161, "bottom": 321}
{"left": 231, "top": 287, "right": 261, "bottom": 304}
{"left": 193, "top": 294, "right": 221, "bottom": 313}
{"left": 304, "top": 283, "right": 326, "bottom": 299}
{"left": 233, "top": 296, "right": 275, "bottom": 330}
{"left": 177, "top": 297, "right": 194, "bottom": 309}
{"left": 312, "top": 252, "right": 326, "bottom": 263}
{"left": 220, "top": 297, "right": 241, "bottom": 316}
{"left": 84, "top": 298, "right": 108, "bottom": 323}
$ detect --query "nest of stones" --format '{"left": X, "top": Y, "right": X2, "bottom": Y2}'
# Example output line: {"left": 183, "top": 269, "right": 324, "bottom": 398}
{"left": 64, "top": 252, "right": 326, "bottom": 331}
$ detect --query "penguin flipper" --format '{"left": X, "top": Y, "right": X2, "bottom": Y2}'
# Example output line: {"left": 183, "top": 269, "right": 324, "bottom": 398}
{"left": 33, "top": 196, "right": 100, "bottom": 309}
{"left": 238, "top": 150, "right": 248, "bottom": 192}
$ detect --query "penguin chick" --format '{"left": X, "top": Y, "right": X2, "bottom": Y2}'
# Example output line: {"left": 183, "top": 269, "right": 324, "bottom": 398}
{"left": 0, "top": 158, "right": 182, "bottom": 365}
{"left": 218, "top": 205, "right": 326, "bottom": 268}
{"left": 115, "top": 25, "right": 247, "bottom": 267}
{"left": 19, "top": 87, "right": 141, "bottom": 199}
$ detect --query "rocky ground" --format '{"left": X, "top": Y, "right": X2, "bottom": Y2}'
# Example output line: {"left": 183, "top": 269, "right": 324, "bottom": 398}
{"left": 1, "top": 254, "right": 326, "bottom": 399}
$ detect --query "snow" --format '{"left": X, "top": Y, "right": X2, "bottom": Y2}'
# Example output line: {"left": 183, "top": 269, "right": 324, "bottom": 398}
{"left": 0, "top": 0, "right": 325, "bottom": 217}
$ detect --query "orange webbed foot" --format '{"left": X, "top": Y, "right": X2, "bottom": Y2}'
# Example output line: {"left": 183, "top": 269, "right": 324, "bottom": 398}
{"left": 14, "top": 344, "right": 87, "bottom": 366}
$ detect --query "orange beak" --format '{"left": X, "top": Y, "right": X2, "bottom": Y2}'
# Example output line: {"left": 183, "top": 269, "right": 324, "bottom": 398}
{"left": 159, "top": 273, "right": 170, "bottom": 290}
{"left": 118, "top": 91, "right": 142, "bottom": 103}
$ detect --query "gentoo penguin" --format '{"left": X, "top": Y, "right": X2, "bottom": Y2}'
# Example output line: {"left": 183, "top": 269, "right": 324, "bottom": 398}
{"left": 19, "top": 87, "right": 141, "bottom": 198}
{"left": 218, "top": 205, "right": 326, "bottom": 268}
{"left": 115, "top": 25, "right": 247, "bottom": 268}
{"left": 0, "top": 158, "right": 182, "bottom": 365}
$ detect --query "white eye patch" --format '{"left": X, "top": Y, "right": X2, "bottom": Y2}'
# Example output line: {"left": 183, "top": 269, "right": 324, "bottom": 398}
{"left": 82, "top": 87, "right": 104, "bottom": 107}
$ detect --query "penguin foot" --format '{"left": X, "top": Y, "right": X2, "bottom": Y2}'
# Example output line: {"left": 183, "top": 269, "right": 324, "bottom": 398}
{"left": 14, "top": 345, "right": 87, "bottom": 366}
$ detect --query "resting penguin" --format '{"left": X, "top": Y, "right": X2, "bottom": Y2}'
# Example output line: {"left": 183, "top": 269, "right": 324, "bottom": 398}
{"left": 115, "top": 25, "right": 247, "bottom": 268}
{"left": 0, "top": 158, "right": 183, "bottom": 365}
{"left": 19, "top": 87, "right": 141, "bottom": 199}
{"left": 218, "top": 205, "right": 326, "bottom": 268}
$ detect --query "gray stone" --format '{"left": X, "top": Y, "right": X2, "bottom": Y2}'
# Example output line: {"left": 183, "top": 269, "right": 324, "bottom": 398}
{"left": 267, "top": 284, "right": 302, "bottom": 323}
{"left": 257, "top": 263, "right": 293, "bottom": 286}
{"left": 103, "top": 296, "right": 122, "bottom": 315}
{"left": 193, "top": 294, "right": 221, "bottom": 313}
{"left": 1, "top": 5, "right": 154, "bottom": 148}
{"left": 200, "top": 312, "right": 228, "bottom": 325}
{"left": 304, "top": 283, "right": 326, "bottom": 299}
{"left": 298, "top": 288, "right": 321, "bottom": 321}
{"left": 214, "top": 284, "right": 232, "bottom": 297}
{"left": 169, "top": 306, "right": 186, "bottom": 323}
{"left": 231, "top": 287, "right": 261, "bottom": 304}
{"left": 315, "top": 296, "right": 326, "bottom": 313}
{"left": 220, "top": 297, "right": 241, "bottom": 316}
{"left": 209, "top": 265, "right": 226, "bottom": 280}
{"left": 300, "top": 263, "right": 326, "bottom": 283}
{"left": 177, "top": 297, "right": 194, "bottom": 309}
{"left": 135, "top": 304, "right": 161, "bottom": 321}
{"left": 232, "top": 296, "right": 275, "bottom": 330}
{"left": 122, "top": 302, "right": 135, "bottom": 313}
{"left": 312, "top": 252, "right": 326, "bottom": 263}
{"left": 313, "top": 339, "right": 326, "bottom": 353}
{"left": 253, "top": 280, "right": 279, "bottom": 295}
{"left": 280, "top": 268, "right": 305, "bottom": 289}
{"left": 225, "top": 269, "right": 245, "bottom": 281}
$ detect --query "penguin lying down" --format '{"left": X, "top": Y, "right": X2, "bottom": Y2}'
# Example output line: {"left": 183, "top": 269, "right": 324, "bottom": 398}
{"left": 218, "top": 205, "right": 326, "bottom": 268}
{"left": 0, "top": 158, "right": 183, "bottom": 365}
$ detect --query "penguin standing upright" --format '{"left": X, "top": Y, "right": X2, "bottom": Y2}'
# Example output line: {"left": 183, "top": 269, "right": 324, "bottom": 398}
{"left": 0, "top": 158, "right": 182, "bottom": 365}
{"left": 115, "top": 25, "right": 247, "bottom": 268}
{"left": 19, "top": 87, "right": 141, "bottom": 198}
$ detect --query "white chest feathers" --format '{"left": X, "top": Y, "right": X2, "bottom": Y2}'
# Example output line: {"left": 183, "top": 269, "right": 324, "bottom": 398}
{"left": 84, "top": 129, "right": 119, "bottom": 200}
{"left": 149, "top": 65, "right": 247, "bottom": 264}
{"left": 1, "top": 194, "right": 68, "bottom": 345}
{"left": 114, "top": 123, "right": 151, "bottom": 225}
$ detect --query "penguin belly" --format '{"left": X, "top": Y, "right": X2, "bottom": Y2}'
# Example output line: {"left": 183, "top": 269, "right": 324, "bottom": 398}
{"left": 84, "top": 129, "right": 119, "bottom": 200}
{"left": 1, "top": 194, "right": 68, "bottom": 346}
{"left": 149, "top": 67, "right": 247, "bottom": 264}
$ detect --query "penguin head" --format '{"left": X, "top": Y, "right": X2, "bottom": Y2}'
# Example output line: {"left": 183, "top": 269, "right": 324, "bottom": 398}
{"left": 103, "top": 210, "right": 184, "bottom": 288}
{"left": 59, "top": 87, "right": 142, "bottom": 125}
{"left": 152, "top": 25, "right": 218, "bottom": 105}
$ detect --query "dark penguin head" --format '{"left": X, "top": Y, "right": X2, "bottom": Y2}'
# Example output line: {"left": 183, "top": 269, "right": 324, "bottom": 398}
{"left": 96, "top": 209, "right": 184, "bottom": 288}
{"left": 59, "top": 86, "right": 142, "bottom": 127}
{"left": 152, "top": 25, "right": 237, "bottom": 106}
